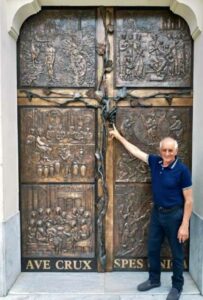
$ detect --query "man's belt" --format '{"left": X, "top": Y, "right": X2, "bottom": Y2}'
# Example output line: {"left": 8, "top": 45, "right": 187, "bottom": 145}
{"left": 154, "top": 205, "right": 182, "bottom": 213}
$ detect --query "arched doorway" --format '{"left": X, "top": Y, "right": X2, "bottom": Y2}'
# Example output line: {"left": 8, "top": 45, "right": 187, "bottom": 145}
{"left": 17, "top": 7, "right": 192, "bottom": 272}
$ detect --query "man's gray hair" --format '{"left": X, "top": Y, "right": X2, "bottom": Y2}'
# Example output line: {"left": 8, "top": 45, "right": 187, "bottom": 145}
{"left": 159, "top": 137, "right": 178, "bottom": 150}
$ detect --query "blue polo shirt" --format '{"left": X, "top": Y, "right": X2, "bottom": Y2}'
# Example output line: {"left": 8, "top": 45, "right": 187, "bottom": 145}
{"left": 148, "top": 154, "right": 192, "bottom": 208}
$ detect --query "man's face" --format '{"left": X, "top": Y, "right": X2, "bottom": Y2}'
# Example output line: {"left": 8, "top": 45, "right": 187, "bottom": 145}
{"left": 159, "top": 139, "right": 178, "bottom": 166}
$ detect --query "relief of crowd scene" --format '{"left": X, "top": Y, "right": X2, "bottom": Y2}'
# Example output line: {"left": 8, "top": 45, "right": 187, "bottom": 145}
{"left": 22, "top": 188, "right": 95, "bottom": 257}
{"left": 116, "top": 11, "right": 192, "bottom": 87}
{"left": 20, "top": 108, "right": 95, "bottom": 182}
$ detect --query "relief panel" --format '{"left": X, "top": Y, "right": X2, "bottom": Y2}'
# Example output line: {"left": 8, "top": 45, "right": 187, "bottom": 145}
{"left": 114, "top": 183, "right": 152, "bottom": 257}
{"left": 18, "top": 9, "right": 96, "bottom": 87}
{"left": 19, "top": 107, "right": 95, "bottom": 183}
{"left": 115, "top": 9, "right": 192, "bottom": 87}
{"left": 21, "top": 184, "right": 95, "bottom": 258}
{"left": 114, "top": 184, "right": 189, "bottom": 270}
{"left": 115, "top": 107, "right": 192, "bottom": 183}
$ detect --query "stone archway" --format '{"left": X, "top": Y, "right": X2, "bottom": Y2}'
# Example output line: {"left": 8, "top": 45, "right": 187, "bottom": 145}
{"left": 7, "top": 0, "right": 202, "bottom": 40}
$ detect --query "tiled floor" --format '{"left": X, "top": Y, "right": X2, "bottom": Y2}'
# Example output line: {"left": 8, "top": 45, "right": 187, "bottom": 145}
{"left": 1, "top": 272, "right": 202, "bottom": 299}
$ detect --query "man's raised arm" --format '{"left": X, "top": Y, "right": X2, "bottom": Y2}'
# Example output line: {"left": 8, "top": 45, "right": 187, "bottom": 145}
{"left": 109, "top": 124, "right": 148, "bottom": 163}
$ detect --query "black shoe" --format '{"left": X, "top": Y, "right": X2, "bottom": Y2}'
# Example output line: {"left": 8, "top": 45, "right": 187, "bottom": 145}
{"left": 137, "top": 279, "right": 161, "bottom": 291}
{"left": 166, "top": 287, "right": 182, "bottom": 300}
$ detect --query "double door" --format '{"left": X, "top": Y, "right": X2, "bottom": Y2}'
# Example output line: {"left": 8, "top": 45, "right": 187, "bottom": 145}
{"left": 17, "top": 7, "right": 192, "bottom": 272}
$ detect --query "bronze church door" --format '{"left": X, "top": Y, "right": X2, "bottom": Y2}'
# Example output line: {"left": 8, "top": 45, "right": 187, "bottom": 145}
{"left": 17, "top": 7, "right": 192, "bottom": 272}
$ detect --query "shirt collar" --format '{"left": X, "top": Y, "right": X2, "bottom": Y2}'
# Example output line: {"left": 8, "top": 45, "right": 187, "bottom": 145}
{"left": 158, "top": 156, "right": 178, "bottom": 169}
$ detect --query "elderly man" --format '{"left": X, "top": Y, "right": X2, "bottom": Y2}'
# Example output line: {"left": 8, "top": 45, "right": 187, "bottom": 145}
{"left": 109, "top": 125, "right": 193, "bottom": 300}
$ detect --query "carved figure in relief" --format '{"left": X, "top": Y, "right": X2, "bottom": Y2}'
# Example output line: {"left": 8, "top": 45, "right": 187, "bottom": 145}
{"left": 71, "top": 49, "right": 87, "bottom": 85}
{"left": 116, "top": 190, "right": 148, "bottom": 256}
{"left": 26, "top": 128, "right": 36, "bottom": 145}
{"left": 36, "top": 220, "right": 47, "bottom": 242}
{"left": 142, "top": 113, "right": 157, "bottom": 143}
{"left": 117, "top": 152, "right": 135, "bottom": 180}
{"left": 46, "top": 222, "right": 57, "bottom": 238}
{"left": 175, "top": 36, "right": 185, "bottom": 75}
{"left": 36, "top": 128, "right": 52, "bottom": 160}
{"left": 158, "top": 43, "right": 176, "bottom": 76}
{"left": 147, "top": 34, "right": 180, "bottom": 81}
{"left": 58, "top": 147, "right": 72, "bottom": 177}
{"left": 120, "top": 115, "right": 135, "bottom": 138}
{"left": 46, "top": 125, "right": 55, "bottom": 140}
{"left": 133, "top": 34, "right": 145, "bottom": 79}
{"left": 56, "top": 124, "right": 66, "bottom": 141}
{"left": 119, "top": 33, "right": 129, "bottom": 51}
{"left": 44, "top": 208, "right": 53, "bottom": 223}
{"left": 73, "top": 126, "right": 85, "bottom": 142}
{"left": 124, "top": 18, "right": 135, "bottom": 31}
{"left": 75, "top": 218, "right": 92, "bottom": 252}
{"left": 49, "top": 110, "right": 61, "bottom": 127}
{"left": 123, "top": 53, "right": 134, "bottom": 81}
{"left": 45, "top": 43, "right": 56, "bottom": 80}
{"left": 85, "top": 127, "right": 93, "bottom": 142}
{"left": 148, "top": 35, "right": 161, "bottom": 73}
{"left": 27, "top": 219, "right": 37, "bottom": 242}
{"left": 110, "top": 125, "right": 193, "bottom": 299}
{"left": 148, "top": 39, "right": 165, "bottom": 77}
{"left": 31, "top": 41, "right": 40, "bottom": 66}
{"left": 169, "top": 115, "right": 183, "bottom": 138}
{"left": 121, "top": 223, "right": 130, "bottom": 249}
{"left": 55, "top": 207, "right": 64, "bottom": 225}
{"left": 51, "top": 235, "right": 63, "bottom": 255}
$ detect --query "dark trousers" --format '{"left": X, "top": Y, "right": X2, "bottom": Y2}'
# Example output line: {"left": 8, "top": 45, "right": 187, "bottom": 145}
{"left": 148, "top": 206, "right": 184, "bottom": 292}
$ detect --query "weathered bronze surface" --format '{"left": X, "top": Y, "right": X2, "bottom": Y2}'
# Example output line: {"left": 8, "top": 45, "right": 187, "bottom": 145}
{"left": 18, "top": 7, "right": 192, "bottom": 272}
{"left": 112, "top": 106, "right": 191, "bottom": 270}
{"left": 114, "top": 183, "right": 152, "bottom": 257}
{"left": 115, "top": 9, "right": 192, "bottom": 87}
{"left": 114, "top": 184, "right": 189, "bottom": 261}
{"left": 115, "top": 107, "right": 192, "bottom": 182}
{"left": 18, "top": 9, "right": 96, "bottom": 87}
{"left": 21, "top": 184, "right": 95, "bottom": 258}
{"left": 19, "top": 107, "right": 95, "bottom": 182}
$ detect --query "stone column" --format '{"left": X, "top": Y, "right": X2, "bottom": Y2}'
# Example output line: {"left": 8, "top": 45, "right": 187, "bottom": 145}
{"left": 0, "top": 0, "right": 21, "bottom": 296}
{"left": 190, "top": 28, "right": 203, "bottom": 294}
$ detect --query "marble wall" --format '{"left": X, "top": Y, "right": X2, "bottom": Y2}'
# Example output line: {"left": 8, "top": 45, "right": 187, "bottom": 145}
{"left": 190, "top": 213, "right": 203, "bottom": 294}
{"left": 0, "top": 213, "right": 21, "bottom": 296}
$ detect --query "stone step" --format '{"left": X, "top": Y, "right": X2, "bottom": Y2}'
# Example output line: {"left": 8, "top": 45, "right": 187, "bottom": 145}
{"left": 2, "top": 295, "right": 203, "bottom": 299}
{"left": 1, "top": 272, "right": 202, "bottom": 299}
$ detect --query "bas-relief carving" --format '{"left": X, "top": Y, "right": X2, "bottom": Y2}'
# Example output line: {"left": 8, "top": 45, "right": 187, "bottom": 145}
{"left": 21, "top": 184, "right": 95, "bottom": 257}
{"left": 114, "top": 184, "right": 152, "bottom": 257}
{"left": 114, "top": 184, "right": 189, "bottom": 259}
{"left": 17, "top": 7, "right": 193, "bottom": 271}
{"left": 115, "top": 107, "right": 192, "bottom": 182}
{"left": 20, "top": 108, "right": 95, "bottom": 182}
{"left": 114, "top": 107, "right": 190, "bottom": 263}
{"left": 18, "top": 9, "right": 96, "bottom": 87}
{"left": 116, "top": 9, "right": 192, "bottom": 87}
